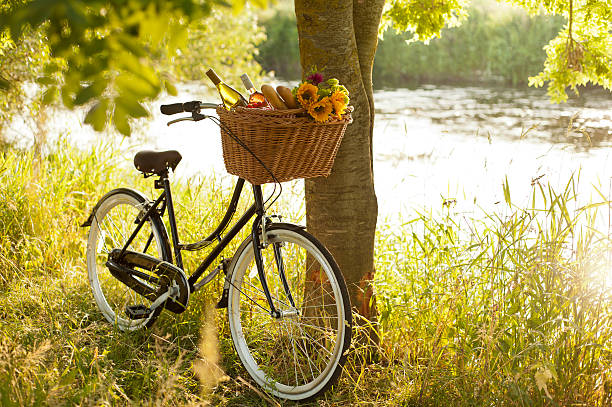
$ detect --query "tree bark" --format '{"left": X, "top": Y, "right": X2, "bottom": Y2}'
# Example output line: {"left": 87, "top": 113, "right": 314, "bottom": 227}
{"left": 294, "top": 0, "right": 385, "bottom": 335}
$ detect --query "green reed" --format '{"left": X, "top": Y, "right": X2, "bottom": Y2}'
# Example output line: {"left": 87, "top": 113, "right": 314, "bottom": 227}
{"left": 373, "top": 176, "right": 612, "bottom": 405}
{"left": 0, "top": 141, "right": 610, "bottom": 405}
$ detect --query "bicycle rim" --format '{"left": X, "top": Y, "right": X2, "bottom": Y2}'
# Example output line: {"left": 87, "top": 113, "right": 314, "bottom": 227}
{"left": 86, "top": 192, "right": 165, "bottom": 330}
{"left": 227, "top": 226, "right": 351, "bottom": 400}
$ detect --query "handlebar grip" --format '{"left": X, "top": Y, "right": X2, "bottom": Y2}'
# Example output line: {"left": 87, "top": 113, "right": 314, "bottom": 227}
{"left": 160, "top": 103, "right": 186, "bottom": 115}
{"left": 160, "top": 101, "right": 201, "bottom": 115}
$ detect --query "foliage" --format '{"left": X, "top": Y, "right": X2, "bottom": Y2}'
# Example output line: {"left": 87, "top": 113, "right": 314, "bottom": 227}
{"left": 382, "top": 0, "right": 470, "bottom": 42}
{"left": 0, "top": 0, "right": 212, "bottom": 136}
{"left": 0, "top": 0, "right": 270, "bottom": 137}
{"left": 255, "top": 9, "right": 301, "bottom": 79}
{"left": 169, "top": 7, "right": 266, "bottom": 88}
{"left": 374, "top": 8, "right": 563, "bottom": 86}
{"left": 0, "top": 23, "right": 56, "bottom": 136}
{"left": 382, "top": 0, "right": 612, "bottom": 101}
{"left": 509, "top": 0, "right": 612, "bottom": 101}
{"left": 255, "top": 8, "right": 563, "bottom": 87}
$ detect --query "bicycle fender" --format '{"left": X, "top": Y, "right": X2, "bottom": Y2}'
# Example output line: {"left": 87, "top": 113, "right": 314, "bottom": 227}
{"left": 82, "top": 187, "right": 172, "bottom": 262}
{"left": 81, "top": 188, "right": 150, "bottom": 227}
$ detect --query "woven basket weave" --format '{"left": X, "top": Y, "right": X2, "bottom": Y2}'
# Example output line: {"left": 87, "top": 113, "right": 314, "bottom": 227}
{"left": 216, "top": 106, "right": 353, "bottom": 185}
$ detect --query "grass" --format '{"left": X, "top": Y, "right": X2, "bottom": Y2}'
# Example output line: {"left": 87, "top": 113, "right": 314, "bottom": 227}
{"left": 0, "top": 140, "right": 610, "bottom": 405}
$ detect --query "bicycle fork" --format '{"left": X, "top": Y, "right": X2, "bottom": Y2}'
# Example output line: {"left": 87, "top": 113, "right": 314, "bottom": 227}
{"left": 250, "top": 185, "right": 297, "bottom": 319}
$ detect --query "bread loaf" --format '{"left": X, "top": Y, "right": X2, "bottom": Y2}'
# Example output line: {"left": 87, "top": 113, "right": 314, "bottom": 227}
{"left": 261, "top": 84, "right": 288, "bottom": 110}
{"left": 276, "top": 86, "right": 299, "bottom": 109}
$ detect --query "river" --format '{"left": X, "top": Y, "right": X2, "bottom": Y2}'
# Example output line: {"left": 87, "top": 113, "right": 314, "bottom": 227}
{"left": 6, "top": 84, "right": 612, "bottom": 221}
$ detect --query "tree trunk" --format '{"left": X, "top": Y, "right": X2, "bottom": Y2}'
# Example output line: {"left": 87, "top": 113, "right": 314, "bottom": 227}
{"left": 294, "top": 0, "right": 384, "bottom": 341}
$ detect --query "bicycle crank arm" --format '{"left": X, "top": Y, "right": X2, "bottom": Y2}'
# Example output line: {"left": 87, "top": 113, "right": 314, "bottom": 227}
{"left": 148, "top": 285, "right": 178, "bottom": 311}
{"left": 125, "top": 285, "right": 178, "bottom": 320}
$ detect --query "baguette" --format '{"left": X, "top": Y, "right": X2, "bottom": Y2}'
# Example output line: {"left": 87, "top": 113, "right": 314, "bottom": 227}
{"left": 261, "top": 84, "right": 288, "bottom": 110}
{"left": 276, "top": 85, "right": 299, "bottom": 109}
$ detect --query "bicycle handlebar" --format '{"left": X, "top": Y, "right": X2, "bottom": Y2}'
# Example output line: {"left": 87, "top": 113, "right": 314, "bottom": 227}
{"left": 160, "top": 101, "right": 218, "bottom": 115}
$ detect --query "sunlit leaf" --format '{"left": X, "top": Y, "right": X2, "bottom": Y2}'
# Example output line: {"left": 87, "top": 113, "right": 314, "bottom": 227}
{"left": 42, "top": 86, "right": 59, "bottom": 104}
{"left": 58, "top": 368, "right": 77, "bottom": 387}
{"left": 168, "top": 24, "right": 188, "bottom": 53}
{"left": 116, "top": 73, "right": 159, "bottom": 99}
{"left": 84, "top": 98, "right": 109, "bottom": 132}
{"left": 115, "top": 96, "right": 149, "bottom": 118}
{"left": 164, "top": 80, "right": 178, "bottom": 96}
{"left": 0, "top": 75, "right": 9, "bottom": 91}
{"left": 74, "top": 79, "right": 106, "bottom": 106}
{"left": 112, "top": 104, "right": 131, "bottom": 136}
{"left": 116, "top": 34, "right": 147, "bottom": 58}
{"left": 36, "top": 76, "right": 56, "bottom": 85}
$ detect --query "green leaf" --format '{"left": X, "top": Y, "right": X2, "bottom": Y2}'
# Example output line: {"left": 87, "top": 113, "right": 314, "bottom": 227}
{"left": 36, "top": 76, "right": 56, "bottom": 86}
{"left": 503, "top": 176, "right": 511, "bottom": 207}
{"left": 507, "top": 301, "right": 520, "bottom": 315}
{"left": 74, "top": 79, "right": 106, "bottom": 106}
{"left": 115, "top": 73, "right": 159, "bottom": 99}
{"left": 0, "top": 75, "right": 9, "bottom": 91}
{"left": 164, "top": 80, "right": 177, "bottom": 96}
{"left": 43, "top": 61, "right": 62, "bottom": 75}
{"left": 115, "top": 96, "right": 149, "bottom": 118}
{"left": 61, "top": 85, "right": 75, "bottom": 109}
{"left": 116, "top": 34, "right": 146, "bottom": 58}
{"left": 84, "top": 99, "right": 109, "bottom": 132}
{"left": 113, "top": 104, "right": 131, "bottom": 136}
{"left": 168, "top": 24, "right": 188, "bottom": 54}
{"left": 42, "top": 86, "right": 59, "bottom": 104}
{"left": 497, "top": 338, "right": 510, "bottom": 354}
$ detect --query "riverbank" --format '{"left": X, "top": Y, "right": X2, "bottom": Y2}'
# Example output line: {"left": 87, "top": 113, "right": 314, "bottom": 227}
{"left": 0, "top": 141, "right": 610, "bottom": 405}
{"left": 256, "top": 2, "right": 564, "bottom": 88}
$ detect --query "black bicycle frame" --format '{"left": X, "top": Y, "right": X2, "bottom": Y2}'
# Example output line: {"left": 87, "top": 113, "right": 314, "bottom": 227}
{"left": 118, "top": 174, "right": 280, "bottom": 316}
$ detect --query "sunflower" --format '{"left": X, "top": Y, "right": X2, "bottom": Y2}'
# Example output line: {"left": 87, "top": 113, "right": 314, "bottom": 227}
{"left": 330, "top": 90, "right": 349, "bottom": 118}
{"left": 296, "top": 82, "right": 318, "bottom": 108}
{"left": 308, "top": 97, "right": 333, "bottom": 123}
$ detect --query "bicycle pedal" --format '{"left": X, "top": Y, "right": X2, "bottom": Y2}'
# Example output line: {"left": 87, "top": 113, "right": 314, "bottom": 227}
{"left": 125, "top": 304, "right": 151, "bottom": 320}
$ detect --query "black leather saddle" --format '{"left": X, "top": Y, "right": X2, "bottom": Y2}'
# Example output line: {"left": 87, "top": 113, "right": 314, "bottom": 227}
{"left": 133, "top": 150, "right": 182, "bottom": 175}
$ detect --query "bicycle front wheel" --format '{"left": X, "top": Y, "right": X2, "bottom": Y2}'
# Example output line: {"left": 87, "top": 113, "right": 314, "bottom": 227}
{"left": 227, "top": 224, "right": 352, "bottom": 401}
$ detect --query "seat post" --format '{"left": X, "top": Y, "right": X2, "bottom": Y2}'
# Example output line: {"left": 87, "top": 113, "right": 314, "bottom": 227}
{"left": 160, "top": 172, "right": 183, "bottom": 269}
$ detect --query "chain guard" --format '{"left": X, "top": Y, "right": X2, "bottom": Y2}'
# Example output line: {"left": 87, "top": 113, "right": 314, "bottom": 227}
{"left": 108, "top": 249, "right": 190, "bottom": 314}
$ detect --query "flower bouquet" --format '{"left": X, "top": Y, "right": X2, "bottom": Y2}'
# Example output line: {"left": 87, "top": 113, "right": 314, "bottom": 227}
{"left": 293, "top": 71, "right": 351, "bottom": 122}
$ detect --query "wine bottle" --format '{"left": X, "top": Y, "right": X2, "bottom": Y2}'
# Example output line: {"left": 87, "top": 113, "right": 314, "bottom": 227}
{"left": 240, "top": 74, "right": 269, "bottom": 108}
{"left": 205, "top": 68, "right": 247, "bottom": 110}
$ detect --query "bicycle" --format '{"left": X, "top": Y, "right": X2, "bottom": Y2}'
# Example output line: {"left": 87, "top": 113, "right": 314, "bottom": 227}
{"left": 82, "top": 100, "right": 353, "bottom": 401}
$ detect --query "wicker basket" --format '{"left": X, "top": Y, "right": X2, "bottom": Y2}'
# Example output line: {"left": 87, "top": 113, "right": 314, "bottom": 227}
{"left": 216, "top": 105, "right": 353, "bottom": 185}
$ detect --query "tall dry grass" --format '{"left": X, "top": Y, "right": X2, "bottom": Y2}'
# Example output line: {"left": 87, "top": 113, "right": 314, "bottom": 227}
{"left": 0, "top": 140, "right": 610, "bottom": 405}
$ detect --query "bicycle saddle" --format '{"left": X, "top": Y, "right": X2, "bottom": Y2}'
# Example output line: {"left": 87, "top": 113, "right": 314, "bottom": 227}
{"left": 134, "top": 150, "right": 182, "bottom": 175}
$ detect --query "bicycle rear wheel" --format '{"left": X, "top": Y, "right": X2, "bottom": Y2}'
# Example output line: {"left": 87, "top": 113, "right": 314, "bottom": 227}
{"left": 227, "top": 224, "right": 352, "bottom": 401}
{"left": 85, "top": 189, "right": 170, "bottom": 331}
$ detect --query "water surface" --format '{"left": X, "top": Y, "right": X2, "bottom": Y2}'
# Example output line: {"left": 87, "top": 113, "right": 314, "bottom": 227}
{"left": 7, "top": 84, "right": 612, "bottom": 220}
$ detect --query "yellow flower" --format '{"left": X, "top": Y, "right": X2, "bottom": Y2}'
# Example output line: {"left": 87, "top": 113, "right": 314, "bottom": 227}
{"left": 308, "top": 97, "right": 333, "bottom": 123}
{"left": 330, "top": 90, "right": 349, "bottom": 118}
{"left": 296, "top": 82, "right": 318, "bottom": 108}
